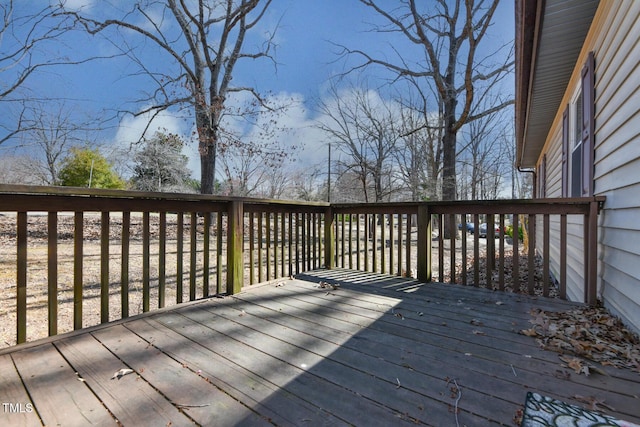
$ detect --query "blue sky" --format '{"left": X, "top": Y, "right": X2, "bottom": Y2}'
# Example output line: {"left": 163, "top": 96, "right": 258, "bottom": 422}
{"left": 2, "top": 0, "right": 515, "bottom": 179}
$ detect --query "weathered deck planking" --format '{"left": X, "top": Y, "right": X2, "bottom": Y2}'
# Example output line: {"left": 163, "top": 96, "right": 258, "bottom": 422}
{"left": 127, "top": 318, "right": 336, "bottom": 426}
{"left": 54, "top": 333, "right": 194, "bottom": 427}
{"left": 91, "top": 325, "right": 270, "bottom": 426}
{"left": 191, "top": 291, "right": 504, "bottom": 424}
{"left": 11, "top": 344, "right": 113, "bottom": 427}
{"left": 152, "top": 309, "right": 418, "bottom": 425}
{"left": 230, "top": 274, "right": 640, "bottom": 420}
{"left": 1, "top": 269, "right": 639, "bottom": 426}
{"left": 0, "top": 354, "right": 42, "bottom": 427}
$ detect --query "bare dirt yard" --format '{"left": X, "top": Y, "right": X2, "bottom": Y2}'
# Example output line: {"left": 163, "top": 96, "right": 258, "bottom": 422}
{"left": 0, "top": 212, "right": 219, "bottom": 348}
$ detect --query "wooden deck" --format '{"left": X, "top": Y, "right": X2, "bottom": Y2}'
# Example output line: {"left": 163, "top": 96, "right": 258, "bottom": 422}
{"left": 1, "top": 270, "right": 639, "bottom": 426}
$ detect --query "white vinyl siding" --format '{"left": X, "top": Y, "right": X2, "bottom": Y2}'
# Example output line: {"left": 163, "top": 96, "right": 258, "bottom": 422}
{"left": 593, "top": 1, "right": 640, "bottom": 334}
{"left": 538, "top": 0, "right": 640, "bottom": 333}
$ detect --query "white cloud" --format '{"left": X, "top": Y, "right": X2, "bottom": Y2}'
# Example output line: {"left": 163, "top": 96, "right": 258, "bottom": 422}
{"left": 56, "top": 0, "right": 95, "bottom": 12}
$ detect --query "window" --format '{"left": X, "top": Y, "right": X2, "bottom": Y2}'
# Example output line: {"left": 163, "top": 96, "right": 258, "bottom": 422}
{"left": 570, "top": 90, "right": 583, "bottom": 197}
{"left": 563, "top": 52, "right": 595, "bottom": 197}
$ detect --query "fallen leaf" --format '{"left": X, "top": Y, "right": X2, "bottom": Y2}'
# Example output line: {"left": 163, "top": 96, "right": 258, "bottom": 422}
{"left": 560, "top": 356, "right": 589, "bottom": 375}
{"left": 520, "top": 328, "right": 538, "bottom": 337}
{"left": 553, "top": 370, "right": 571, "bottom": 380}
{"left": 111, "top": 368, "right": 134, "bottom": 380}
{"left": 513, "top": 408, "right": 524, "bottom": 426}
{"left": 573, "top": 395, "right": 615, "bottom": 411}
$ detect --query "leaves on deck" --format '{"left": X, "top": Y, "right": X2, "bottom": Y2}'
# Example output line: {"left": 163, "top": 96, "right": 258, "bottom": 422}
{"left": 316, "top": 281, "right": 339, "bottom": 290}
{"left": 111, "top": 368, "right": 134, "bottom": 380}
{"left": 572, "top": 394, "right": 616, "bottom": 412}
{"left": 559, "top": 355, "right": 590, "bottom": 376}
{"left": 520, "top": 306, "right": 640, "bottom": 374}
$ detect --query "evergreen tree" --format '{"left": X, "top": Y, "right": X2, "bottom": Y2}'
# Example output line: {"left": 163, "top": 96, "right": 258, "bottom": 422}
{"left": 58, "top": 147, "right": 125, "bottom": 189}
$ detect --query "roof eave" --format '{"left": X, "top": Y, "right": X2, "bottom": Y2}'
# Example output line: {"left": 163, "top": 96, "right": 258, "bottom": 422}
{"left": 515, "top": 0, "right": 599, "bottom": 169}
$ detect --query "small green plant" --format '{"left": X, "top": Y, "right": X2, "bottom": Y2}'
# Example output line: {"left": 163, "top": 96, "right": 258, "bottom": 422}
{"left": 505, "top": 224, "right": 524, "bottom": 241}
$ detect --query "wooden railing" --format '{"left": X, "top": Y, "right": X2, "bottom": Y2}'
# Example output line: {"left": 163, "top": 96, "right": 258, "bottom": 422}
{"left": 0, "top": 185, "right": 329, "bottom": 346}
{"left": 0, "top": 185, "right": 604, "bottom": 347}
{"left": 330, "top": 199, "right": 604, "bottom": 307}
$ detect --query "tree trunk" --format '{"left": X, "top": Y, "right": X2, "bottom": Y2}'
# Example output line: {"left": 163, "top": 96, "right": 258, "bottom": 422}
{"left": 198, "top": 125, "right": 217, "bottom": 194}
{"left": 441, "top": 95, "right": 457, "bottom": 238}
{"left": 197, "top": 103, "right": 219, "bottom": 195}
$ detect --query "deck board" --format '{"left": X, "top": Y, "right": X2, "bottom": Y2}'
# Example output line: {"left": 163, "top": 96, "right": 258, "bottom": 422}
{"left": 0, "top": 354, "right": 42, "bottom": 427}
{"left": 55, "top": 333, "right": 193, "bottom": 427}
{"left": 155, "top": 309, "right": 415, "bottom": 425}
{"left": 92, "top": 324, "right": 269, "bottom": 426}
{"left": 1, "top": 269, "right": 639, "bottom": 426}
{"left": 126, "top": 318, "right": 333, "bottom": 426}
{"left": 179, "top": 302, "right": 488, "bottom": 424}
{"left": 11, "top": 343, "right": 113, "bottom": 427}
{"left": 230, "top": 278, "right": 640, "bottom": 420}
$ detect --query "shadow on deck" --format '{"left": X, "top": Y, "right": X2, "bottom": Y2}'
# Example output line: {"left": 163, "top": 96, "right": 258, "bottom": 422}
{"left": 1, "top": 269, "right": 639, "bottom": 426}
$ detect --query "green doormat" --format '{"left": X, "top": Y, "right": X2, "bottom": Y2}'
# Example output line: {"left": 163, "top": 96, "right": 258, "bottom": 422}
{"left": 522, "top": 392, "right": 639, "bottom": 427}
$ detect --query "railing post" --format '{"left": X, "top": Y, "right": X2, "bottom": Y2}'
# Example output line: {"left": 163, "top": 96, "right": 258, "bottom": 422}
{"left": 73, "top": 211, "right": 83, "bottom": 330}
{"left": 417, "top": 204, "right": 432, "bottom": 282}
{"left": 227, "top": 200, "right": 244, "bottom": 295}
{"left": 585, "top": 199, "right": 599, "bottom": 305}
{"left": 324, "top": 206, "right": 335, "bottom": 269}
{"left": 17, "top": 212, "right": 27, "bottom": 344}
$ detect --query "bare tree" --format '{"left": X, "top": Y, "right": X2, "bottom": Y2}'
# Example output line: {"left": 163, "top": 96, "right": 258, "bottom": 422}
{"left": 395, "top": 83, "right": 444, "bottom": 201}
{"left": 12, "top": 101, "right": 101, "bottom": 185}
{"left": 216, "top": 97, "right": 297, "bottom": 197}
{"left": 60, "top": 0, "right": 278, "bottom": 194}
{"left": 458, "top": 111, "right": 495, "bottom": 199}
{"left": 218, "top": 137, "right": 288, "bottom": 197}
{"left": 341, "top": 0, "right": 514, "bottom": 205}
{"left": 0, "top": 154, "right": 43, "bottom": 185}
{"left": 288, "top": 167, "right": 325, "bottom": 202}
{"left": 317, "top": 82, "right": 401, "bottom": 203}
{"left": 0, "top": 1, "right": 76, "bottom": 144}
{"left": 258, "top": 164, "right": 291, "bottom": 199}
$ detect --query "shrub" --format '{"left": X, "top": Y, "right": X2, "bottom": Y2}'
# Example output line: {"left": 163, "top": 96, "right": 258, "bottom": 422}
{"left": 505, "top": 224, "right": 524, "bottom": 241}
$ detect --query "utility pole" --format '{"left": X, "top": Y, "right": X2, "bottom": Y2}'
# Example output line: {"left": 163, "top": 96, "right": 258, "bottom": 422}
{"left": 327, "top": 142, "right": 331, "bottom": 203}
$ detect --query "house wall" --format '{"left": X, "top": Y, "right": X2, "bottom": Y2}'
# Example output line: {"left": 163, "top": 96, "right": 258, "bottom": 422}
{"left": 537, "top": 0, "right": 640, "bottom": 333}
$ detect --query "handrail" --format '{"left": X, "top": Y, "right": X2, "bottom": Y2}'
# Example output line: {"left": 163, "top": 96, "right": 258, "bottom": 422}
{"left": 0, "top": 185, "right": 604, "bottom": 347}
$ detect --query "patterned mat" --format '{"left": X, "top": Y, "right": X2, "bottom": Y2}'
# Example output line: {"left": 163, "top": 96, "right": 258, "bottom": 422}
{"left": 522, "top": 392, "right": 640, "bottom": 427}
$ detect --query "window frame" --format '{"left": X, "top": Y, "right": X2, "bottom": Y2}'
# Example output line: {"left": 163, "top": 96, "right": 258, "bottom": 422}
{"left": 562, "top": 51, "right": 595, "bottom": 198}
